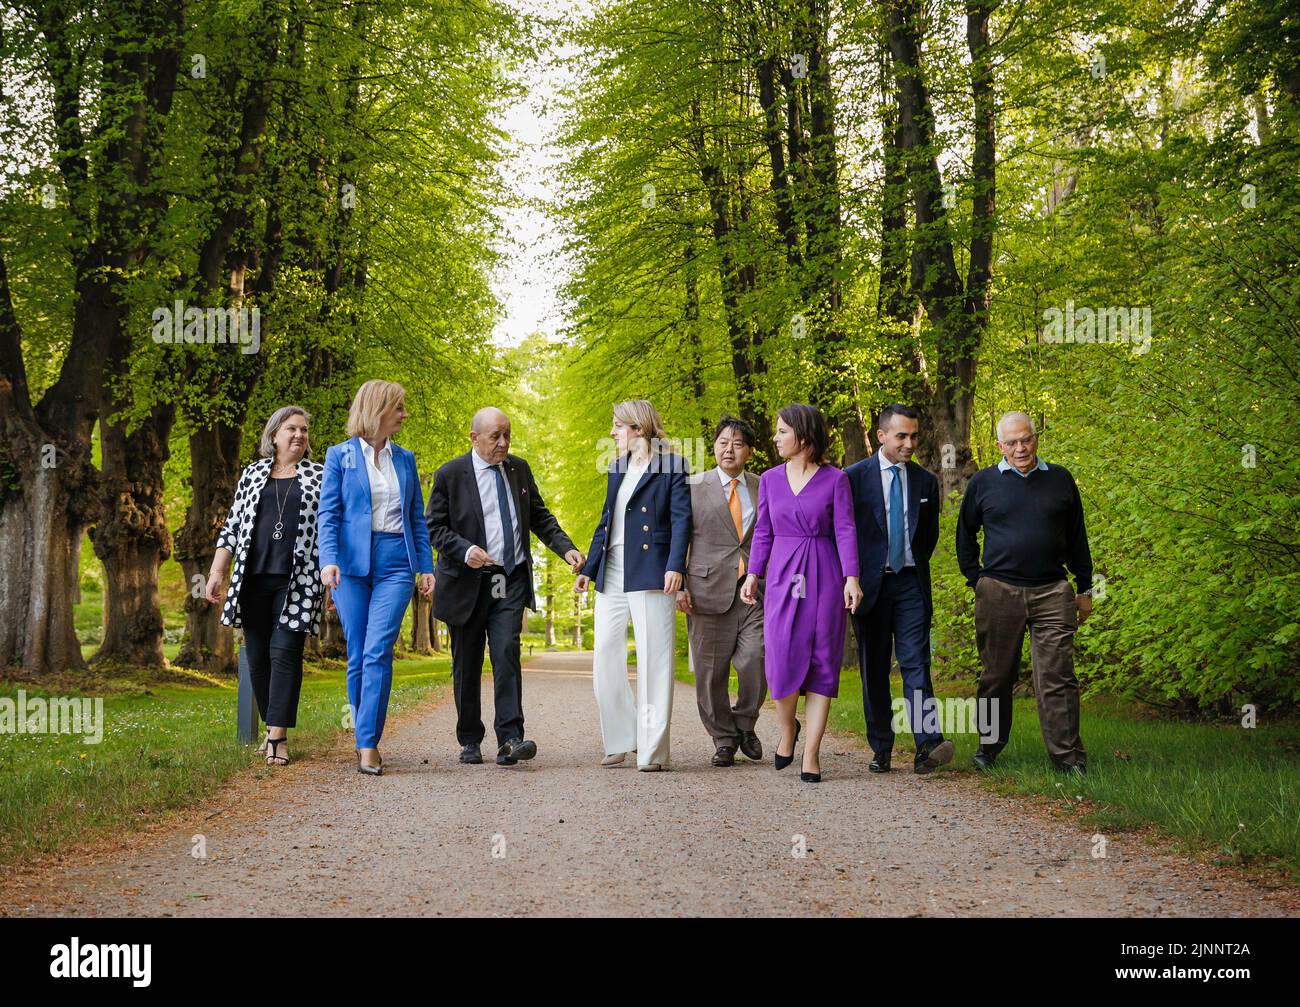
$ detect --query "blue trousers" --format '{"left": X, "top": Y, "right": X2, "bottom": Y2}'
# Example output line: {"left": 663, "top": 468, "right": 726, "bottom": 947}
{"left": 333, "top": 532, "right": 412, "bottom": 749}
{"left": 852, "top": 568, "right": 942, "bottom": 754}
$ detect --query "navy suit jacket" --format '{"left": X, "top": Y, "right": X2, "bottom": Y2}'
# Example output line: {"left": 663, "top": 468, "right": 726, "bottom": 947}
{"left": 582, "top": 452, "right": 692, "bottom": 593}
{"left": 318, "top": 437, "right": 435, "bottom": 578}
{"left": 844, "top": 453, "right": 940, "bottom": 617}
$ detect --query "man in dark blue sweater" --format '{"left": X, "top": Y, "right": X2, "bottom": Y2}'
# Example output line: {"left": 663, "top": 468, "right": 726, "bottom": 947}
{"left": 956, "top": 412, "right": 1093, "bottom": 774}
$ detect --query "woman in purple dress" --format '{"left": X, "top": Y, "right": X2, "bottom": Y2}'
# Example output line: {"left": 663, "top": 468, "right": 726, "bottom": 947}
{"left": 741, "top": 404, "right": 862, "bottom": 782}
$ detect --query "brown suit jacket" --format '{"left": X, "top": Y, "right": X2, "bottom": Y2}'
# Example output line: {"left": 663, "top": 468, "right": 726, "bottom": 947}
{"left": 684, "top": 467, "right": 762, "bottom": 615}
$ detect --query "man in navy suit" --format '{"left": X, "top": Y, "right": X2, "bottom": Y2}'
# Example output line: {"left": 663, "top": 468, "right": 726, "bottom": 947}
{"left": 845, "top": 404, "right": 953, "bottom": 774}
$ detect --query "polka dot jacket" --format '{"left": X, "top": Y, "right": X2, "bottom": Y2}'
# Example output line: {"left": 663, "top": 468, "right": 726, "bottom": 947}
{"left": 216, "top": 457, "right": 326, "bottom": 635}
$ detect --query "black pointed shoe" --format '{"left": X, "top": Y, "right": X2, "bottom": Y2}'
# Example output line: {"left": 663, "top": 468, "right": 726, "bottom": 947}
{"left": 868, "top": 751, "right": 892, "bottom": 774}
{"left": 774, "top": 720, "right": 801, "bottom": 771}
{"left": 738, "top": 730, "right": 763, "bottom": 761}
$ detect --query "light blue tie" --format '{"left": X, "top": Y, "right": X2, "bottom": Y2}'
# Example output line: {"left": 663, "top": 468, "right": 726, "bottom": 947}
{"left": 888, "top": 464, "right": 906, "bottom": 571}
{"left": 492, "top": 464, "right": 517, "bottom": 575}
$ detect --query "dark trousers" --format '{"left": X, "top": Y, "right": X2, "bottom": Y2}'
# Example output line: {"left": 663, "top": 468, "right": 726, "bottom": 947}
{"left": 448, "top": 564, "right": 528, "bottom": 748}
{"left": 974, "top": 575, "right": 1085, "bottom": 767}
{"left": 239, "top": 573, "right": 306, "bottom": 729}
{"left": 853, "top": 568, "right": 941, "bottom": 755}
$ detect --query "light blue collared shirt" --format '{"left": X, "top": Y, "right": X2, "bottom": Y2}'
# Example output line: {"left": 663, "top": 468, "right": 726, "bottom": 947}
{"left": 998, "top": 457, "right": 1049, "bottom": 478}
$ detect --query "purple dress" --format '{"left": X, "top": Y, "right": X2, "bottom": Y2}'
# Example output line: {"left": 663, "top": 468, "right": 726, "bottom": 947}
{"left": 748, "top": 464, "right": 860, "bottom": 700}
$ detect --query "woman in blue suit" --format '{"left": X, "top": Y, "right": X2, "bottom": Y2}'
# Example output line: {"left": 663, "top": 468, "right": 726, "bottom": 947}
{"left": 575, "top": 399, "right": 691, "bottom": 771}
{"left": 319, "top": 380, "right": 435, "bottom": 775}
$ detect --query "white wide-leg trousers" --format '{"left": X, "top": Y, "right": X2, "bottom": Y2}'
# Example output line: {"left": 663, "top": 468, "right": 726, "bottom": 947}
{"left": 592, "top": 545, "right": 677, "bottom": 768}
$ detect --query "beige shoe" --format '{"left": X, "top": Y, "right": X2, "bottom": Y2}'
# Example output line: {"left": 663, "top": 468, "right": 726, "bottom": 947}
{"left": 601, "top": 752, "right": 628, "bottom": 767}
{"left": 637, "top": 763, "right": 663, "bottom": 772}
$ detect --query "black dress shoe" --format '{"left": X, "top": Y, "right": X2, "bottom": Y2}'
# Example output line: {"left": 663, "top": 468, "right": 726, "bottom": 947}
{"left": 773, "top": 720, "right": 801, "bottom": 771}
{"left": 868, "top": 751, "right": 892, "bottom": 773}
{"left": 972, "top": 749, "right": 996, "bottom": 771}
{"left": 738, "top": 730, "right": 763, "bottom": 761}
{"left": 1055, "top": 760, "right": 1087, "bottom": 777}
{"left": 799, "top": 771, "right": 821, "bottom": 783}
{"left": 711, "top": 746, "right": 736, "bottom": 767}
{"left": 459, "top": 743, "right": 483, "bottom": 764}
{"left": 914, "top": 738, "right": 955, "bottom": 775}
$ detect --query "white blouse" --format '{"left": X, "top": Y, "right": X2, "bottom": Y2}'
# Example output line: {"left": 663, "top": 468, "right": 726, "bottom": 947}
{"left": 360, "top": 438, "right": 404, "bottom": 534}
{"left": 608, "top": 457, "right": 649, "bottom": 548}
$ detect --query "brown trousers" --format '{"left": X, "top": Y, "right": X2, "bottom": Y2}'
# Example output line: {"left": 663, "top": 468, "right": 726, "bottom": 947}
{"left": 686, "top": 579, "right": 766, "bottom": 747}
{"left": 974, "top": 575, "right": 1086, "bottom": 767}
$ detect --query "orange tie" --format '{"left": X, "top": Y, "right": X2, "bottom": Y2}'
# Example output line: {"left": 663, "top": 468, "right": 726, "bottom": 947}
{"left": 729, "top": 478, "right": 745, "bottom": 578}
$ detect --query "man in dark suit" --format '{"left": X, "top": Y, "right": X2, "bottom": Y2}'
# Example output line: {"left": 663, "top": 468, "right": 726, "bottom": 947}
{"left": 426, "top": 407, "right": 584, "bottom": 766}
{"left": 845, "top": 404, "right": 952, "bottom": 774}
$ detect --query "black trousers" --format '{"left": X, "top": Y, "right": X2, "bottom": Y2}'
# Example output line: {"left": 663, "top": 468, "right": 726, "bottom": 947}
{"left": 239, "top": 573, "right": 306, "bottom": 729}
{"left": 448, "top": 564, "right": 528, "bottom": 748}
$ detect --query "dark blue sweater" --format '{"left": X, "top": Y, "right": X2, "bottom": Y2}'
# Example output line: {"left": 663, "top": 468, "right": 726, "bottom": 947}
{"left": 956, "top": 462, "right": 1093, "bottom": 591}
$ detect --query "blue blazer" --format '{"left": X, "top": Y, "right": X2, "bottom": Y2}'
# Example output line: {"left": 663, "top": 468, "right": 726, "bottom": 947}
{"left": 844, "top": 453, "right": 940, "bottom": 617}
{"left": 582, "top": 452, "right": 692, "bottom": 593}
{"left": 318, "top": 437, "right": 435, "bottom": 578}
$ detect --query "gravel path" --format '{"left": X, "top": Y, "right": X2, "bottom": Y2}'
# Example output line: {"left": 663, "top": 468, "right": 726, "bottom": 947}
{"left": 9, "top": 653, "right": 1295, "bottom": 917}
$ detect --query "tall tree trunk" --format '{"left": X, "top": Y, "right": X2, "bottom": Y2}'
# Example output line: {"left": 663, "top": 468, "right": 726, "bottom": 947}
{"left": 90, "top": 404, "right": 174, "bottom": 666}
{"left": 173, "top": 420, "right": 243, "bottom": 672}
{"left": 887, "top": 0, "right": 994, "bottom": 496}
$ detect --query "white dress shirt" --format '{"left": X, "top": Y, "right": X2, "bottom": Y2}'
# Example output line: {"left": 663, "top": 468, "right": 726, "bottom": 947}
{"left": 467, "top": 449, "right": 523, "bottom": 566}
{"left": 609, "top": 457, "right": 649, "bottom": 548}
{"left": 360, "top": 438, "right": 404, "bottom": 534}
{"left": 880, "top": 454, "right": 914, "bottom": 568}
{"left": 717, "top": 466, "right": 753, "bottom": 536}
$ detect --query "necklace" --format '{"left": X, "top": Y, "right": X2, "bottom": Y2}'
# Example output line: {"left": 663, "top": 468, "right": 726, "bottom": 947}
{"left": 271, "top": 475, "right": 296, "bottom": 541}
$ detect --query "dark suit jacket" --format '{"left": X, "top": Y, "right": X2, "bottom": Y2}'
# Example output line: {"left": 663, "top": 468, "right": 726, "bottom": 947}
{"left": 581, "top": 451, "right": 692, "bottom": 593}
{"left": 844, "top": 453, "right": 940, "bottom": 617}
{"left": 425, "top": 451, "right": 576, "bottom": 626}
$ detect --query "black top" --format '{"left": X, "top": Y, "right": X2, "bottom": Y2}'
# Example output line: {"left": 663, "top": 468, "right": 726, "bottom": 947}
{"left": 247, "top": 476, "right": 301, "bottom": 576}
{"left": 956, "top": 462, "right": 1093, "bottom": 591}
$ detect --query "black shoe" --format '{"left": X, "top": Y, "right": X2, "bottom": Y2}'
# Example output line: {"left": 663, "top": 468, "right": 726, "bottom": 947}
{"left": 1056, "top": 760, "right": 1087, "bottom": 777}
{"left": 914, "top": 738, "right": 955, "bottom": 775}
{"left": 738, "top": 730, "right": 763, "bottom": 761}
{"left": 459, "top": 743, "right": 483, "bottom": 765}
{"left": 499, "top": 738, "right": 535, "bottom": 758}
{"left": 711, "top": 746, "right": 736, "bottom": 767}
{"left": 868, "top": 751, "right": 892, "bottom": 773}
{"left": 972, "top": 749, "right": 996, "bottom": 771}
{"left": 774, "top": 720, "right": 801, "bottom": 771}
{"left": 800, "top": 771, "right": 821, "bottom": 783}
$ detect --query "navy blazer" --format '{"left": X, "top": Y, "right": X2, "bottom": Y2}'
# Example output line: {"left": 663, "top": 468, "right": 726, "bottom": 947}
{"left": 582, "top": 451, "right": 692, "bottom": 592}
{"left": 844, "top": 453, "right": 940, "bottom": 616}
{"left": 318, "top": 437, "right": 435, "bottom": 578}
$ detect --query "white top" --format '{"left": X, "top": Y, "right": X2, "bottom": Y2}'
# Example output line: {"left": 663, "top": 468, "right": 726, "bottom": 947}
{"left": 360, "top": 438, "right": 404, "bottom": 534}
{"left": 609, "top": 457, "right": 650, "bottom": 548}
{"left": 716, "top": 466, "right": 754, "bottom": 536}
{"left": 879, "top": 455, "right": 914, "bottom": 568}
{"left": 467, "top": 449, "right": 523, "bottom": 566}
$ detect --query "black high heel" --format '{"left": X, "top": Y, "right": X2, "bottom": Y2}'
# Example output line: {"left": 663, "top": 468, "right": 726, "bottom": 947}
{"left": 800, "top": 770, "right": 821, "bottom": 783}
{"left": 774, "top": 720, "right": 801, "bottom": 771}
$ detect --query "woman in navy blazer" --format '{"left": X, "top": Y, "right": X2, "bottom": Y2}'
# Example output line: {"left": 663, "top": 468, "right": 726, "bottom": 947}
{"left": 576, "top": 399, "right": 691, "bottom": 771}
{"left": 319, "top": 380, "right": 434, "bottom": 775}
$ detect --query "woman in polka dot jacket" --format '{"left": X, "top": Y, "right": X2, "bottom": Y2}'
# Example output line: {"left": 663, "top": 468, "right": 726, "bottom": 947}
{"left": 206, "top": 406, "right": 326, "bottom": 767}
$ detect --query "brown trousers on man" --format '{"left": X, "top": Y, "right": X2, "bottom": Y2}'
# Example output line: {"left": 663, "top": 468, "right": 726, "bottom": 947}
{"left": 686, "top": 580, "right": 766, "bottom": 748}
{"left": 974, "top": 575, "right": 1086, "bottom": 767}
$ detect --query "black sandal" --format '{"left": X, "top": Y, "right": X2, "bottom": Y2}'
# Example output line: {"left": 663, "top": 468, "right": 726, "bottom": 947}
{"left": 265, "top": 736, "right": 289, "bottom": 766}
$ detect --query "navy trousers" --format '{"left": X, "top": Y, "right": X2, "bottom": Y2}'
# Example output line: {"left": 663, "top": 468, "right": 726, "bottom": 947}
{"left": 853, "top": 568, "right": 943, "bottom": 755}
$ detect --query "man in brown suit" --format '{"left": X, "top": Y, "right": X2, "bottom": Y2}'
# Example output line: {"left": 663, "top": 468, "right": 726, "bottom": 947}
{"left": 676, "top": 416, "right": 766, "bottom": 766}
